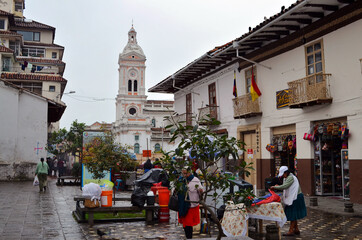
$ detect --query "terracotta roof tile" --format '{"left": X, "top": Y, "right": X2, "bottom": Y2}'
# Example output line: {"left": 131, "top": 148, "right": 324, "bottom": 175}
{"left": 0, "top": 30, "right": 22, "bottom": 36}
{"left": 23, "top": 41, "right": 64, "bottom": 48}
{"left": 146, "top": 100, "right": 174, "bottom": 104}
{"left": 14, "top": 19, "right": 55, "bottom": 30}
{"left": 16, "top": 57, "right": 65, "bottom": 65}
{"left": 1, "top": 72, "right": 67, "bottom": 82}
{"left": 0, "top": 46, "right": 14, "bottom": 53}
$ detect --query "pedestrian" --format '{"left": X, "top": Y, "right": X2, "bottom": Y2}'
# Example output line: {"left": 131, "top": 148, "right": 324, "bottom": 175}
{"left": 178, "top": 166, "right": 203, "bottom": 239}
{"left": 35, "top": 158, "right": 49, "bottom": 192}
{"left": 57, "top": 159, "right": 64, "bottom": 177}
{"left": 53, "top": 157, "right": 58, "bottom": 177}
{"left": 46, "top": 157, "right": 52, "bottom": 176}
{"left": 271, "top": 166, "right": 307, "bottom": 236}
{"left": 143, "top": 159, "right": 153, "bottom": 173}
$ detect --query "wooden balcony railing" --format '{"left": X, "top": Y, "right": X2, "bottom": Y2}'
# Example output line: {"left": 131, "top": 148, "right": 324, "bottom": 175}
{"left": 288, "top": 73, "right": 332, "bottom": 108}
{"left": 198, "top": 105, "right": 218, "bottom": 124}
{"left": 233, "top": 93, "right": 262, "bottom": 119}
{"left": 172, "top": 113, "right": 193, "bottom": 126}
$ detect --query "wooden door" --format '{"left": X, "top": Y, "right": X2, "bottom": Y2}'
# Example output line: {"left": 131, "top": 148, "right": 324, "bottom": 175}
{"left": 208, "top": 83, "right": 217, "bottom": 119}
{"left": 243, "top": 132, "right": 257, "bottom": 189}
{"left": 186, "top": 93, "right": 192, "bottom": 126}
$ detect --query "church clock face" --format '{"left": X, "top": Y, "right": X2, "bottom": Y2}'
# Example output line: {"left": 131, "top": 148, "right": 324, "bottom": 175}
{"left": 129, "top": 70, "right": 137, "bottom": 79}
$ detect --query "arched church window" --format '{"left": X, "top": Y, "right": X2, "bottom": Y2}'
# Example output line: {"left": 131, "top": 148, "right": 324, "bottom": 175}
{"left": 128, "top": 80, "right": 132, "bottom": 92}
{"left": 151, "top": 118, "right": 156, "bottom": 127}
{"left": 155, "top": 143, "right": 161, "bottom": 153}
{"left": 134, "top": 80, "right": 138, "bottom": 92}
{"left": 134, "top": 143, "right": 140, "bottom": 154}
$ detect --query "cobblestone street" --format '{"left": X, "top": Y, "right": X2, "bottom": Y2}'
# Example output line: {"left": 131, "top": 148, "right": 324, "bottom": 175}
{"left": 0, "top": 179, "right": 361, "bottom": 239}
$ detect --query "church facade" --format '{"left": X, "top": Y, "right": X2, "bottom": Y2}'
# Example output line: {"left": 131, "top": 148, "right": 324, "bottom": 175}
{"left": 113, "top": 26, "right": 175, "bottom": 160}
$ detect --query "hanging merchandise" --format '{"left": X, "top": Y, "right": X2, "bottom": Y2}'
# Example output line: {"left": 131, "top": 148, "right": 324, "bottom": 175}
{"left": 36, "top": 66, "right": 44, "bottom": 71}
{"left": 303, "top": 126, "right": 314, "bottom": 141}
{"left": 27, "top": 63, "right": 33, "bottom": 69}
{"left": 31, "top": 65, "right": 36, "bottom": 73}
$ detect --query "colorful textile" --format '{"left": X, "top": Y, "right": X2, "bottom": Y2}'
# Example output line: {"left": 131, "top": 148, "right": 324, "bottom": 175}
{"left": 284, "top": 193, "right": 307, "bottom": 221}
{"left": 250, "top": 66, "right": 261, "bottom": 101}
{"left": 252, "top": 189, "right": 281, "bottom": 206}
{"left": 221, "top": 202, "right": 248, "bottom": 236}
{"left": 178, "top": 205, "right": 200, "bottom": 227}
{"left": 247, "top": 202, "right": 287, "bottom": 227}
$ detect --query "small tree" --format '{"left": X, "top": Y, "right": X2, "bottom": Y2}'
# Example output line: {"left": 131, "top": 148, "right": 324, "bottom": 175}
{"left": 83, "top": 131, "right": 137, "bottom": 180}
{"left": 161, "top": 114, "right": 253, "bottom": 240}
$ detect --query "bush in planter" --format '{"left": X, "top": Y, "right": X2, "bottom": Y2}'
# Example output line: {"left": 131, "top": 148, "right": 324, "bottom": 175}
{"left": 71, "top": 162, "right": 82, "bottom": 177}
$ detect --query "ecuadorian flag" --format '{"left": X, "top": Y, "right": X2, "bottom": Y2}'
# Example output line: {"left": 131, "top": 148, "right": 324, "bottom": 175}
{"left": 250, "top": 67, "right": 261, "bottom": 101}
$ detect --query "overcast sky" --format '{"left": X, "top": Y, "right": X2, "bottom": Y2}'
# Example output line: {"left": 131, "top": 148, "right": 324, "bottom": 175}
{"left": 25, "top": 0, "right": 296, "bottom": 129}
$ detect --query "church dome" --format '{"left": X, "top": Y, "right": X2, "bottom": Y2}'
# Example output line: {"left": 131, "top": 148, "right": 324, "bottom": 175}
{"left": 120, "top": 26, "right": 145, "bottom": 58}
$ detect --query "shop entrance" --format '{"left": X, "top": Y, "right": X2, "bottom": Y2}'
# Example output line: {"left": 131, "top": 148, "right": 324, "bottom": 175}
{"left": 313, "top": 121, "right": 348, "bottom": 197}
{"left": 243, "top": 132, "right": 257, "bottom": 188}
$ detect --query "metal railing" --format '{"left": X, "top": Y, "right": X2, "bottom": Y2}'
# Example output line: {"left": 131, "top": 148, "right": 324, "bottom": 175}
{"left": 232, "top": 93, "right": 261, "bottom": 118}
{"left": 198, "top": 105, "right": 218, "bottom": 124}
{"left": 288, "top": 73, "right": 332, "bottom": 107}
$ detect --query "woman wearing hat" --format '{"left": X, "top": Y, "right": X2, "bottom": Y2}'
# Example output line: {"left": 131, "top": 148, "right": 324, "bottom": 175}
{"left": 271, "top": 166, "right": 307, "bottom": 236}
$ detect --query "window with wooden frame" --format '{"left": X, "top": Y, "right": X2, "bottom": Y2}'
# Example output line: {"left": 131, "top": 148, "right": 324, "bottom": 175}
{"left": 245, "top": 67, "right": 257, "bottom": 94}
{"left": 186, "top": 93, "right": 192, "bottom": 126}
{"left": 208, "top": 83, "right": 217, "bottom": 119}
{"left": 305, "top": 40, "right": 324, "bottom": 82}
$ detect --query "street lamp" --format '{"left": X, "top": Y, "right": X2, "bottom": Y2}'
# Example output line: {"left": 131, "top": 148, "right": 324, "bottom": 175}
{"left": 56, "top": 90, "right": 76, "bottom": 100}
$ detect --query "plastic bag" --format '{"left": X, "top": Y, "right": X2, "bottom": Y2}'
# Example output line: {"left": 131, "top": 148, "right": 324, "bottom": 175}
{"left": 131, "top": 186, "right": 148, "bottom": 207}
{"left": 33, "top": 176, "right": 39, "bottom": 186}
{"left": 82, "top": 182, "right": 102, "bottom": 202}
{"left": 99, "top": 179, "right": 114, "bottom": 191}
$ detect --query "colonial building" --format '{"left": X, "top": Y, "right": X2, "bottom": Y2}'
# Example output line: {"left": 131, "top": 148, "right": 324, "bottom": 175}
{"left": 113, "top": 26, "right": 175, "bottom": 161}
{"left": 150, "top": 0, "right": 362, "bottom": 203}
{"left": 0, "top": 0, "right": 67, "bottom": 179}
{"left": 0, "top": 0, "right": 67, "bottom": 132}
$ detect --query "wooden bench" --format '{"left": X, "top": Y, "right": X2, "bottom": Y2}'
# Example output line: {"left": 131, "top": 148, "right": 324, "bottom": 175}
{"left": 73, "top": 196, "right": 159, "bottom": 226}
{"left": 57, "top": 176, "right": 81, "bottom": 186}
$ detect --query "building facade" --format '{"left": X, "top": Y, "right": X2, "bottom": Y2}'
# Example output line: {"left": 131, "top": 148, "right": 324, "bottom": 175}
{"left": 0, "top": 0, "right": 67, "bottom": 179}
{"left": 0, "top": 0, "right": 67, "bottom": 132}
{"left": 113, "top": 26, "right": 175, "bottom": 161}
{"left": 150, "top": 0, "right": 362, "bottom": 203}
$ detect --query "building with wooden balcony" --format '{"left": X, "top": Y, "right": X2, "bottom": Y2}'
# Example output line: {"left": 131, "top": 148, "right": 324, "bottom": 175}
{"left": 150, "top": 0, "right": 362, "bottom": 204}
{"left": 0, "top": 0, "right": 68, "bottom": 180}
{"left": 0, "top": 0, "right": 67, "bottom": 132}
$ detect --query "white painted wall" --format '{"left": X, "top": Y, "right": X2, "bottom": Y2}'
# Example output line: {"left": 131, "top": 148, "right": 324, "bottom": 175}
{"left": 173, "top": 19, "right": 362, "bottom": 163}
{"left": 0, "top": 82, "right": 48, "bottom": 180}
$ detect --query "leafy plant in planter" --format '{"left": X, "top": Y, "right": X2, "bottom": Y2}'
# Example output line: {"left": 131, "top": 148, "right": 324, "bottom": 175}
{"left": 83, "top": 131, "right": 135, "bottom": 180}
{"left": 161, "top": 114, "right": 254, "bottom": 240}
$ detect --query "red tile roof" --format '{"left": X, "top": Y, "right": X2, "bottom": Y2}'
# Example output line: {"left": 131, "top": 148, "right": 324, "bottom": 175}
{"left": 23, "top": 41, "right": 64, "bottom": 49}
{"left": 0, "top": 46, "right": 14, "bottom": 53}
{"left": 146, "top": 100, "right": 174, "bottom": 104}
{"left": 0, "top": 30, "right": 22, "bottom": 36}
{"left": 14, "top": 19, "right": 55, "bottom": 30}
{"left": 16, "top": 57, "right": 65, "bottom": 65}
{"left": 1, "top": 72, "right": 67, "bottom": 82}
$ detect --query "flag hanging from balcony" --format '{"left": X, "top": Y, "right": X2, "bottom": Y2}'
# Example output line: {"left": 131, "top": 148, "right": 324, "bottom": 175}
{"left": 233, "top": 70, "right": 237, "bottom": 98}
{"left": 250, "top": 66, "right": 261, "bottom": 101}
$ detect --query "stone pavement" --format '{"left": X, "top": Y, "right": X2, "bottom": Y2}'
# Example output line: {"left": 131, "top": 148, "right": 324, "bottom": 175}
{"left": 0, "top": 178, "right": 361, "bottom": 240}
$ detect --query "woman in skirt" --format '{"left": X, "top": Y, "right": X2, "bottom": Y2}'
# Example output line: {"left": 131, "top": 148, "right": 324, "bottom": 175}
{"left": 178, "top": 166, "right": 203, "bottom": 239}
{"left": 271, "top": 166, "right": 307, "bottom": 236}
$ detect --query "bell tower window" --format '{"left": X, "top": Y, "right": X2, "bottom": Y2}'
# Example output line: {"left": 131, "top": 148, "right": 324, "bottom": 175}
{"left": 134, "top": 80, "right": 138, "bottom": 92}
{"left": 128, "top": 80, "right": 132, "bottom": 92}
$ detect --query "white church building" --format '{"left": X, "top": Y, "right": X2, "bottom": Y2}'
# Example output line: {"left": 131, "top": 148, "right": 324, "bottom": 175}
{"left": 112, "top": 26, "right": 175, "bottom": 161}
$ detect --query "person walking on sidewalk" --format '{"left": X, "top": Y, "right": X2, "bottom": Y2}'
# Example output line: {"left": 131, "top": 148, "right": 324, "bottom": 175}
{"left": 271, "top": 166, "right": 307, "bottom": 236}
{"left": 178, "top": 166, "right": 203, "bottom": 239}
{"left": 35, "top": 158, "right": 49, "bottom": 192}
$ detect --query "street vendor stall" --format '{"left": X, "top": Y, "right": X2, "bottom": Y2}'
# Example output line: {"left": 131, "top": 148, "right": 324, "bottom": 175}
{"left": 221, "top": 202, "right": 287, "bottom": 238}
